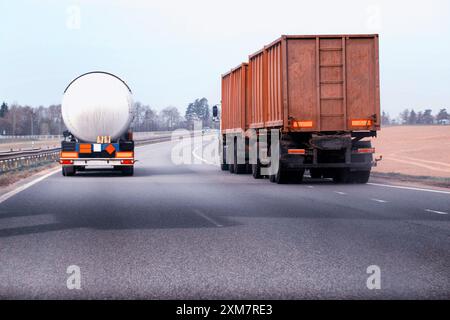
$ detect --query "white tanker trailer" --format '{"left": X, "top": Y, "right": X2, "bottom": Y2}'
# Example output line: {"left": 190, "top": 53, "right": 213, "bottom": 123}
{"left": 59, "top": 71, "right": 135, "bottom": 176}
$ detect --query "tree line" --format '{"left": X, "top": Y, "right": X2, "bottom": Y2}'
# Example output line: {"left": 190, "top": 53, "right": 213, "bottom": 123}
{"left": 381, "top": 108, "right": 449, "bottom": 126}
{"left": 0, "top": 98, "right": 214, "bottom": 135}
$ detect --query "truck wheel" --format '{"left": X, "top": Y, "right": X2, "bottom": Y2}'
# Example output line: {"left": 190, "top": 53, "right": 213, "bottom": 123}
{"left": 62, "top": 166, "right": 75, "bottom": 176}
{"left": 252, "top": 162, "right": 262, "bottom": 179}
{"left": 351, "top": 170, "right": 371, "bottom": 184}
{"left": 228, "top": 142, "right": 235, "bottom": 173}
{"left": 310, "top": 169, "right": 322, "bottom": 179}
{"left": 270, "top": 164, "right": 291, "bottom": 184}
{"left": 121, "top": 166, "right": 134, "bottom": 176}
{"left": 333, "top": 168, "right": 350, "bottom": 183}
{"left": 220, "top": 142, "right": 229, "bottom": 171}
{"left": 234, "top": 142, "right": 247, "bottom": 174}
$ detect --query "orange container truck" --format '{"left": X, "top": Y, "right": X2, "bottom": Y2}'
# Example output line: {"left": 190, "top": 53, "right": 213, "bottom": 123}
{"left": 217, "top": 34, "right": 380, "bottom": 183}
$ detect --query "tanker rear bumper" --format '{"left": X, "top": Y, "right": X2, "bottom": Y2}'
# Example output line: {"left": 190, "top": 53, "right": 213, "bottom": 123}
{"left": 60, "top": 158, "right": 134, "bottom": 166}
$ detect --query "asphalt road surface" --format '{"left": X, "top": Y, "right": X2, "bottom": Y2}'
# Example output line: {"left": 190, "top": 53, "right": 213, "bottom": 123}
{"left": 0, "top": 137, "right": 449, "bottom": 299}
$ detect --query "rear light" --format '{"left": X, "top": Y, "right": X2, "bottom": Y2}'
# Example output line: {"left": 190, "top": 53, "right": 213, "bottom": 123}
{"left": 292, "top": 121, "right": 313, "bottom": 129}
{"left": 356, "top": 148, "right": 375, "bottom": 154}
{"left": 120, "top": 159, "right": 134, "bottom": 165}
{"left": 288, "top": 149, "right": 306, "bottom": 155}
{"left": 351, "top": 119, "right": 373, "bottom": 127}
{"left": 60, "top": 151, "right": 78, "bottom": 158}
{"left": 60, "top": 160, "right": 74, "bottom": 165}
{"left": 116, "top": 151, "right": 134, "bottom": 158}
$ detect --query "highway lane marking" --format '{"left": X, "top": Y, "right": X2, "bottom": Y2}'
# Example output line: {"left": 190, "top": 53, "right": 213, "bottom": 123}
{"left": 425, "top": 209, "right": 448, "bottom": 215}
{"left": 193, "top": 209, "right": 223, "bottom": 227}
{"left": 306, "top": 186, "right": 314, "bottom": 189}
{"left": 192, "top": 145, "right": 219, "bottom": 166}
{"left": 334, "top": 191, "right": 347, "bottom": 195}
{"left": 367, "top": 183, "right": 450, "bottom": 195}
{"left": 0, "top": 167, "right": 60, "bottom": 205}
{"left": 371, "top": 198, "right": 388, "bottom": 203}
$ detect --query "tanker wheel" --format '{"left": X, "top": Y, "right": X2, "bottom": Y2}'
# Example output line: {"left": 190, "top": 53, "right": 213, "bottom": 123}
{"left": 293, "top": 169, "right": 306, "bottom": 183}
{"left": 310, "top": 169, "right": 322, "bottom": 179}
{"left": 121, "top": 166, "right": 134, "bottom": 176}
{"left": 62, "top": 166, "right": 75, "bottom": 176}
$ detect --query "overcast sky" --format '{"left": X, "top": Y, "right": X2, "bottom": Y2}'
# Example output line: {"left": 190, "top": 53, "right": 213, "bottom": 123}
{"left": 1, "top": 0, "right": 449, "bottom": 116}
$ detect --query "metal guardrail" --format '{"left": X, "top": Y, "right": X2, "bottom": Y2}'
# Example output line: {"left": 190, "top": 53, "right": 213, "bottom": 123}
{"left": 0, "top": 131, "right": 203, "bottom": 174}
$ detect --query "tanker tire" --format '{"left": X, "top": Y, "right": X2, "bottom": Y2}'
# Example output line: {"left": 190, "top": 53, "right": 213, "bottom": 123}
{"left": 122, "top": 166, "right": 134, "bottom": 176}
{"left": 310, "top": 169, "right": 322, "bottom": 179}
{"left": 62, "top": 166, "right": 75, "bottom": 176}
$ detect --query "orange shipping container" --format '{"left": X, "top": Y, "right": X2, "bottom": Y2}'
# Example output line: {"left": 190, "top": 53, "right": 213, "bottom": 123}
{"left": 221, "top": 63, "right": 250, "bottom": 133}
{"left": 248, "top": 34, "right": 380, "bottom": 132}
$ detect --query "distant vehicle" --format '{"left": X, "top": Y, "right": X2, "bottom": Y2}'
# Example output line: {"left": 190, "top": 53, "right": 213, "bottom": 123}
{"left": 217, "top": 34, "right": 381, "bottom": 184}
{"left": 438, "top": 119, "right": 450, "bottom": 125}
{"left": 59, "top": 71, "right": 135, "bottom": 176}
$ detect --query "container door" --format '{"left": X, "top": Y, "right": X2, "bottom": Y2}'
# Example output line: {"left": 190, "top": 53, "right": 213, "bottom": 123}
{"left": 317, "top": 38, "right": 346, "bottom": 131}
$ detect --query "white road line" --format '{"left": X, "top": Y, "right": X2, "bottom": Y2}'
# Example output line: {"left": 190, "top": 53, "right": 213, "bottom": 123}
{"left": 0, "top": 168, "right": 60, "bottom": 205}
{"left": 425, "top": 209, "right": 448, "bottom": 215}
{"left": 368, "top": 183, "right": 450, "bottom": 195}
{"left": 371, "top": 198, "right": 388, "bottom": 203}
{"left": 306, "top": 186, "right": 314, "bottom": 189}
{"left": 192, "top": 145, "right": 219, "bottom": 166}
{"left": 193, "top": 209, "right": 223, "bottom": 227}
{"left": 334, "top": 191, "right": 347, "bottom": 195}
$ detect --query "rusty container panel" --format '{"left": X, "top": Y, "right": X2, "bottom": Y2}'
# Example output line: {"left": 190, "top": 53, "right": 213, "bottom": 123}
{"left": 266, "top": 42, "right": 284, "bottom": 127}
{"left": 285, "top": 35, "right": 380, "bottom": 132}
{"left": 249, "top": 51, "right": 266, "bottom": 128}
{"left": 221, "top": 64, "right": 248, "bottom": 133}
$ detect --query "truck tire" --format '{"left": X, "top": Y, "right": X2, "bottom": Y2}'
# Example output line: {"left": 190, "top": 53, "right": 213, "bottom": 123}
{"left": 310, "top": 169, "right": 322, "bottom": 179}
{"left": 221, "top": 142, "right": 229, "bottom": 171}
{"left": 351, "top": 170, "right": 371, "bottom": 184}
{"left": 333, "top": 168, "right": 350, "bottom": 183}
{"left": 121, "top": 166, "right": 134, "bottom": 176}
{"left": 270, "top": 163, "right": 290, "bottom": 184}
{"left": 62, "top": 166, "right": 75, "bottom": 176}
{"left": 228, "top": 141, "right": 235, "bottom": 173}
{"left": 234, "top": 141, "right": 247, "bottom": 174}
{"left": 349, "top": 140, "right": 373, "bottom": 184}
{"left": 251, "top": 162, "right": 262, "bottom": 179}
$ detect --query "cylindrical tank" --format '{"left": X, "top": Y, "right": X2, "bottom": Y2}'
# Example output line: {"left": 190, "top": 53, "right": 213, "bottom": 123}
{"left": 62, "top": 71, "right": 133, "bottom": 142}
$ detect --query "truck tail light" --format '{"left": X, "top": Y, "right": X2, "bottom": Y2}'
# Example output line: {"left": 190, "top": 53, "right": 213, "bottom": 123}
{"left": 60, "top": 151, "right": 78, "bottom": 158}
{"left": 116, "top": 151, "right": 134, "bottom": 158}
{"left": 120, "top": 159, "right": 134, "bottom": 165}
{"left": 288, "top": 149, "right": 306, "bottom": 155}
{"left": 356, "top": 148, "right": 375, "bottom": 154}
{"left": 351, "top": 119, "right": 373, "bottom": 127}
{"left": 292, "top": 121, "right": 313, "bottom": 129}
{"left": 60, "top": 160, "right": 74, "bottom": 165}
